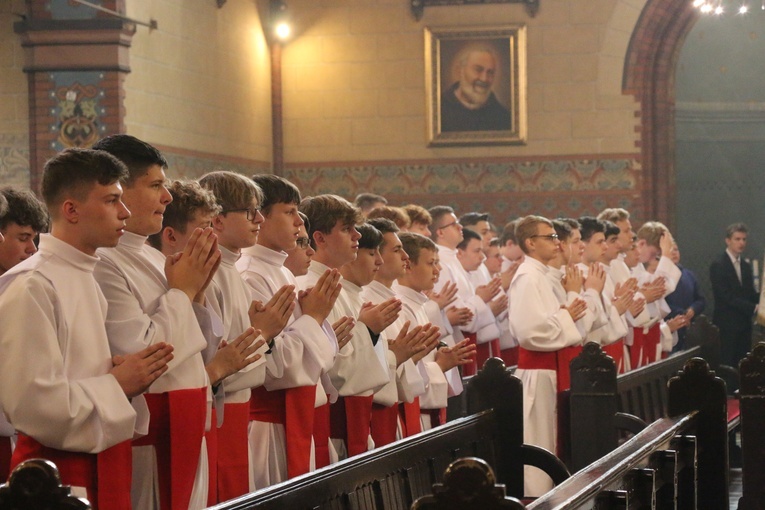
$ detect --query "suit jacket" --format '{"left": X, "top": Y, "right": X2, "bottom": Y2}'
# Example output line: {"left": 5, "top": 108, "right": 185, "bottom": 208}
{"left": 709, "top": 251, "right": 758, "bottom": 336}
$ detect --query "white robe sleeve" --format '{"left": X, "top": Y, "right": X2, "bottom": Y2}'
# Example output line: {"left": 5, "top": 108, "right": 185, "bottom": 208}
{"left": 509, "top": 272, "right": 582, "bottom": 352}
{"left": 244, "top": 271, "right": 337, "bottom": 388}
{"left": 94, "top": 257, "right": 206, "bottom": 367}
{"left": 396, "top": 359, "right": 426, "bottom": 403}
{"left": 329, "top": 323, "right": 390, "bottom": 396}
{"left": 0, "top": 276, "right": 136, "bottom": 453}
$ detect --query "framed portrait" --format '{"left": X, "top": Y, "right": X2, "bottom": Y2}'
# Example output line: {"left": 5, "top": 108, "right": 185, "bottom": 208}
{"left": 425, "top": 25, "right": 527, "bottom": 147}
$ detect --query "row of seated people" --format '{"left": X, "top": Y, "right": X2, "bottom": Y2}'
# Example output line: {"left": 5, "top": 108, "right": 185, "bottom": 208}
{"left": 0, "top": 135, "right": 703, "bottom": 509}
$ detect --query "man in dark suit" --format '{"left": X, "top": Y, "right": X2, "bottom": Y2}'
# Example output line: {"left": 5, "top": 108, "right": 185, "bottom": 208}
{"left": 710, "top": 223, "right": 759, "bottom": 366}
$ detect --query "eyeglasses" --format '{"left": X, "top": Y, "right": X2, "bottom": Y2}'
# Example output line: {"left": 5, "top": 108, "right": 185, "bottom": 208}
{"left": 223, "top": 207, "right": 261, "bottom": 222}
{"left": 438, "top": 220, "right": 461, "bottom": 230}
{"left": 296, "top": 237, "right": 311, "bottom": 249}
{"left": 530, "top": 234, "right": 559, "bottom": 240}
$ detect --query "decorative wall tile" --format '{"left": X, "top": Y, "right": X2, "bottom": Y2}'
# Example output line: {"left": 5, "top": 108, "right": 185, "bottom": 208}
{"left": 0, "top": 133, "right": 30, "bottom": 189}
{"left": 48, "top": 72, "right": 108, "bottom": 152}
{"left": 284, "top": 156, "right": 642, "bottom": 223}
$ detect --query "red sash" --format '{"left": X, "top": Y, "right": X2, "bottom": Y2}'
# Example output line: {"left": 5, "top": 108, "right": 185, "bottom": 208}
{"left": 249, "top": 385, "right": 316, "bottom": 478}
{"left": 644, "top": 324, "right": 661, "bottom": 364}
{"left": 329, "top": 395, "right": 373, "bottom": 457}
{"left": 517, "top": 347, "right": 557, "bottom": 371}
{"left": 556, "top": 345, "right": 583, "bottom": 392}
{"left": 604, "top": 339, "right": 626, "bottom": 373}
{"left": 1, "top": 436, "right": 11, "bottom": 482}
{"left": 132, "top": 388, "right": 207, "bottom": 510}
{"left": 499, "top": 346, "right": 519, "bottom": 367}
{"left": 12, "top": 434, "right": 132, "bottom": 510}
{"left": 313, "top": 400, "right": 331, "bottom": 469}
{"left": 517, "top": 346, "right": 583, "bottom": 393}
{"left": 370, "top": 403, "right": 398, "bottom": 448}
{"left": 422, "top": 408, "right": 447, "bottom": 428}
{"left": 216, "top": 402, "right": 250, "bottom": 501}
{"left": 204, "top": 406, "right": 218, "bottom": 506}
{"left": 630, "top": 324, "right": 660, "bottom": 368}
{"left": 399, "top": 398, "right": 422, "bottom": 437}
{"left": 460, "top": 332, "right": 478, "bottom": 376}
{"left": 629, "top": 327, "right": 645, "bottom": 369}
{"left": 489, "top": 339, "right": 502, "bottom": 358}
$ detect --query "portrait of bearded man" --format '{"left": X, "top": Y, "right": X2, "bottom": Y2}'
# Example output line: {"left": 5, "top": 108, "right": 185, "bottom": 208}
{"left": 440, "top": 43, "right": 512, "bottom": 132}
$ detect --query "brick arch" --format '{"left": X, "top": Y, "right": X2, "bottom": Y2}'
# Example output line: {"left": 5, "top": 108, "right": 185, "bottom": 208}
{"left": 623, "top": 0, "right": 699, "bottom": 228}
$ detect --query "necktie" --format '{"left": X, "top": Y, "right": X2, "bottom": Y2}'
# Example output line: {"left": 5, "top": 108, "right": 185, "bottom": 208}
{"left": 734, "top": 257, "right": 742, "bottom": 284}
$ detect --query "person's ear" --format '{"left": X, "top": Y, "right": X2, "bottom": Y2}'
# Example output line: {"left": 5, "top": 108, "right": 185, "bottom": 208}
{"left": 212, "top": 214, "right": 225, "bottom": 232}
{"left": 61, "top": 199, "right": 79, "bottom": 224}
{"left": 162, "top": 227, "right": 176, "bottom": 249}
{"left": 313, "top": 230, "right": 326, "bottom": 250}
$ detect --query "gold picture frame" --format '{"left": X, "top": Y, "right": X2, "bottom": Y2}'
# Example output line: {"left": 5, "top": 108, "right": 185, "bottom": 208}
{"left": 425, "top": 25, "right": 527, "bottom": 147}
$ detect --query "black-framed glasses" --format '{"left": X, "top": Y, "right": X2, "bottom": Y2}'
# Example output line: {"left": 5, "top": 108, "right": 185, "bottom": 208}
{"left": 223, "top": 207, "right": 261, "bottom": 221}
{"left": 530, "top": 233, "right": 559, "bottom": 240}
{"left": 438, "top": 220, "right": 460, "bottom": 230}
{"left": 296, "top": 237, "right": 311, "bottom": 249}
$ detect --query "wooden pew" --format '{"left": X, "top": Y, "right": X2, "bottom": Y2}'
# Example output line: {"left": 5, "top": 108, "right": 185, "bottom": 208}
{"left": 568, "top": 315, "right": 741, "bottom": 472}
{"left": 413, "top": 356, "right": 730, "bottom": 509}
{"left": 0, "top": 458, "right": 90, "bottom": 509}
{"left": 737, "top": 342, "right": 765, "bottom": 509}
{"left": 207, "top": 357, "right": 568, "bottom": 509}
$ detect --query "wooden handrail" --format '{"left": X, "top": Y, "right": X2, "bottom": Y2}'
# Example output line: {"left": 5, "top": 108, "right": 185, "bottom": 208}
{"left": 526, "top": 412, "right": 696, "bottom": 510}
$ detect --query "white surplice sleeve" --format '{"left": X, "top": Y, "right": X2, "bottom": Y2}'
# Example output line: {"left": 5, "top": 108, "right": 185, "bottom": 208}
{"left": 94, "top": 256, "right": 206, "bottom": 369}
{"left": 509, "top": 270, "right": 582, "bottom": 352}
{"left": 0, "top": 275, "right": 135, "bottom": 453}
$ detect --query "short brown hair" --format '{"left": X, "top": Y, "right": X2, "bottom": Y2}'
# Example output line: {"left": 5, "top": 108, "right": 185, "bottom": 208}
{"left": 300, "top": 194, "right": 363, "bottom": 247}
{"left": 354, "top": 193, "right": 387, "bottom": 211}
{"left": 199, "top": 171, "right": 264, "bottom": 212}
{"left": 147, "top": 180, "right": 221, "bottom": 250}
{"left": 402, "top": 204, "right": 432, "bottom": 226}
{"left": 251, "top": 174, "right": 301, "bottom": 215}
{"left": 92, "top": 134, "right": 167, "bottom": 185}
{"left": 597, "top": 208, "right": 630, "bottom": 224}
{"left": 367, "top": 217, "right": 399, "bottom": 249}
{"left": 515, "top": 215, "right": 553, "bottom": 254}
{"left": 367, "top": 206, "right": 411, "bottom": 229}
{"left": 551, "top": 219, "right": 572, "bottom": 242}
{"left": 0, "top": 186, "right": 49, "bottom": 233}
{"left": 499, "top": 219, "right": 519, "bottom": 246}
{"left": 399, "top": 232, "right": 437, "bottom": 264}
{"left": 636, "top": 221, "right": 667, "bottom": 249}
{"left": 41, "top": 148, "right": 128, "bottom": 215}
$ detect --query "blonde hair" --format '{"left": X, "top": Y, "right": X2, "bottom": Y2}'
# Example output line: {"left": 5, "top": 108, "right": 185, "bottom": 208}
{"left": 515, "top": 215, "right": 553, "bottom": 254}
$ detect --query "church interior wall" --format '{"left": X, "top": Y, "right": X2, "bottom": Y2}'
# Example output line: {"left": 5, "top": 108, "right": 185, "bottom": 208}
{"left": 0, "top": 0, "right": 31, "bottom": 189}
{"left": 0, "top": 0, "right": 653, "bottom": 226}
{"left": 124, "top": 0, "right": 273, "bottom": 178}
{"left": 279, "top": 0, "right": 644, "bottom": 223}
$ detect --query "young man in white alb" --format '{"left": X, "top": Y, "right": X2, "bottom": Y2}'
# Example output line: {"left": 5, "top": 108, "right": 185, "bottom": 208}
{"left": 459, "top": 227, "right": 507, "bottom": 369}
{"left": 362, "top": 218, "right": 437, "bottom": 446}
{"left": 633, "top": 221, "right": 684, "bottom": 364}
{"left": 576, "top": 217, "right": 635, "bottom": 373}
{"left": 0, "top": 148, "right": 173, "bottom": 509}
{"left": 93, "top": 135, "right": 221, "bottom": 510}
{"left": 508, "top": 215, "right": 585, "bottom": 497}
{"left": 298, "top": 195, "right": 394, "bottom": 462}
{"left": 394, "top": 233, "right": 475, "bottom": 431}
{"left": 429, "top": 206, "right": 500, "bottom": 376}
{"left": 148, "top": 179, "right": 264, "bottom": 505}
{"left": 0, "top": 186, "right": 50, "bottom": 481}
{"left": 237, "top": 174, "right": 340, "bottom": 485}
